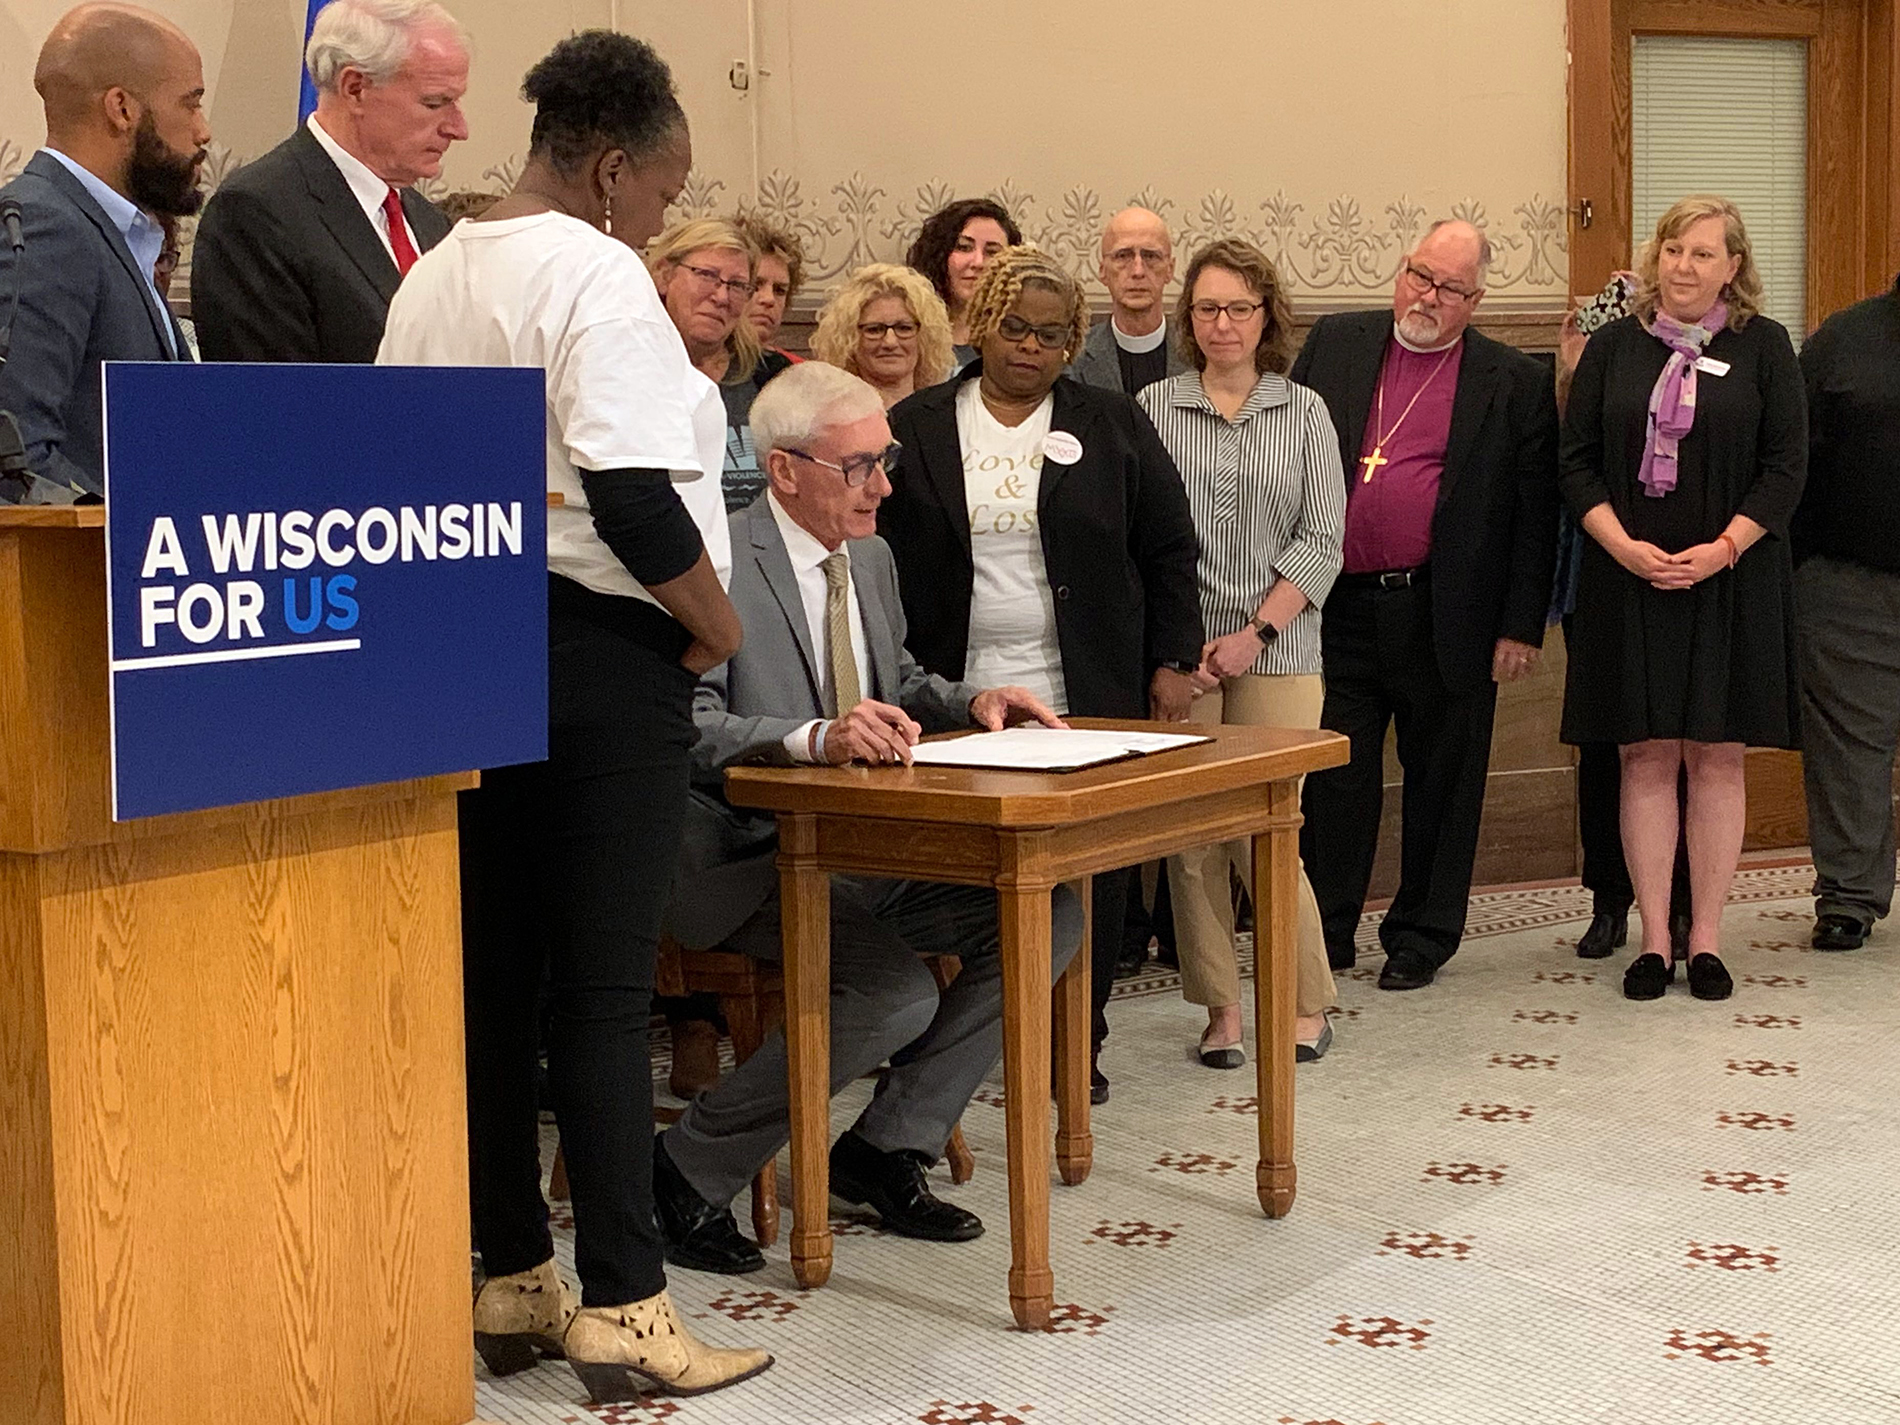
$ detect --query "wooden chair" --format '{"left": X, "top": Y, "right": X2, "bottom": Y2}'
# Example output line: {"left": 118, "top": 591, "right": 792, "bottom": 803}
{"left": 548, "top": 938, "right": 974, "bottom": 1247}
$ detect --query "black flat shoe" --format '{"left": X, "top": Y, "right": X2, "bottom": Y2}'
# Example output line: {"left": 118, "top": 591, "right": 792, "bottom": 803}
{"left": 1813, "top": 913, "right": 1869, "bottom": 951}
{"left": 1687, "top": 952, "right": 1733, "bottom": 1001}
{"left": 652, "top": 1135, "right": 765, "bottom": 1275}
{"left": 1377, "top": 955, "right": 1436, "bottom": 991}
{"left": 829, "top": 1130, "right": 983, "bottom": 1242}
{"left": 1576, "top": 912, "right": 1627, "bottom": 959}
{"left": 1622, "top": 953, "right": 1671, "bottom": 1000}
{"left": 1326, "top": 945, "right": 1357, "bottom": 971}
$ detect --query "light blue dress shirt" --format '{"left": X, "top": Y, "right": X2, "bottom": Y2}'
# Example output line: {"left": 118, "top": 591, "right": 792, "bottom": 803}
{"left": 40, "top": 147, "right": 178, "bottom": 358}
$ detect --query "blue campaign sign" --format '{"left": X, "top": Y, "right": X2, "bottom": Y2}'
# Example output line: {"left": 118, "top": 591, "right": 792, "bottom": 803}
{"left": 103, "top": 362, "right": 548, "bottom": 820}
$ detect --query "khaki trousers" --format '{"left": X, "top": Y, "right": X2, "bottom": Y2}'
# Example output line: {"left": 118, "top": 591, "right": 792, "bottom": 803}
{"left": 1168, "top": 673, "right": 1336, "bottom": 1017}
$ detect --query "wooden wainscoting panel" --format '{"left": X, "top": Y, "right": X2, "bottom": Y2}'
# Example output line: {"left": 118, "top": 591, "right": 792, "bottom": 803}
{"left": 1367, "top": 767, "right": 1580, "bottom": 902}
{"left": 32, "top": 790, "right": 473, "bottom": 1425}
{"left": 1490, "top": 629, "right": 1572, "bottom": 773}
{"left": 1743, "top": 748, "right": 1809, "bottom": 849}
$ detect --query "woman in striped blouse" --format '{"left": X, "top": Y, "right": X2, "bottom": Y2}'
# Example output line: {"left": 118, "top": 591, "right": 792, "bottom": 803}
{"left": 1138, "top": 239, "right": 1346, "bottom": 1067}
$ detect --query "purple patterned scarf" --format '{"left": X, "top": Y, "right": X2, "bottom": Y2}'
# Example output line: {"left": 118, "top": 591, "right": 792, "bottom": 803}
{"left": 1636, "top": 299, "right": 1728, "bottom": 498}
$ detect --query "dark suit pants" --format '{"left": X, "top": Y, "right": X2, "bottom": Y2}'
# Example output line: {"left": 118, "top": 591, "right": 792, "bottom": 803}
{"left": 665, "top": 878, "right": 1082, "bottom": 1208}
{"left": 1302, "top": 579, "right": 1496, "bottom": 970}
{"left": 1796, "top": 555, "right": 1900, "bottom": 928}
{"left": 462, "top": 590, "right": 696, "bottom": 1307}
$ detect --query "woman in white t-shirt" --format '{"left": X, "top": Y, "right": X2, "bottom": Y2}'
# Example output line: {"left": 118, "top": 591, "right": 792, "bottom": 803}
{"left": 881, "top": 246, "right": 1205, "bottom": 1103}
{"left": 377, "top": 32, "right": 767, "bottom": 1402}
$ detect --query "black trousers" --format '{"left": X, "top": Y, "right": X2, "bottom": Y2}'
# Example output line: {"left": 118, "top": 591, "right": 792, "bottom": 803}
{"left": 463, "top": 580, "right": 696, "bottom": 1307}
{"left": 1302, "top": 577, "right": 1497, "bottom": 970}
{"left": 1089, "top": 871, "right": 1130, "bottom": 1050}
{"left": 1564, "top": 617, "right": 1692, "bottom": 920}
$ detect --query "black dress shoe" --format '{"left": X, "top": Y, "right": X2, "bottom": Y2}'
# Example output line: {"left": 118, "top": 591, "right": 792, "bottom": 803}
{"left": 829, "top": 1131, "right": 983, "bottom": 1242}
{"left": 1813, "top": 913, "right": 1869, "bottom": 951}
{"left": 1090, "top": 1062, "right": 1110, "bottom": 1105}
{"left": 1377, "top": 955, "right": 1436, "bottom": 991}
{"left": 1576, "top": 912, "right": 1627, "bottom": 959}
{"left": 1622, "top": 952, "right": 1671, "bottom": 1001}
{"left": 1326, "top": 944, "right": 1357, "bottom": 971}
{"left": 1686, "top": 952, "right": 1733, "bottom": 1001}
{"left": 652, "top": 1135, "right": 764, "bottom": 1275}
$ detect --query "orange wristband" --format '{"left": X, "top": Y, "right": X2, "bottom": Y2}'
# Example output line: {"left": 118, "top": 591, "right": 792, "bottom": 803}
{"left": 1718, "top": 533, "right": 1739, "bottom": 568}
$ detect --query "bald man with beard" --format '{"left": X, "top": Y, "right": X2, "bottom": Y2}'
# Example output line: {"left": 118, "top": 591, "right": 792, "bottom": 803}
{"left": 0, "top": 3, "right": 208, "bottom": 503}
{"left": 1067, "top": 207, "right": 1189, "bottom": 399}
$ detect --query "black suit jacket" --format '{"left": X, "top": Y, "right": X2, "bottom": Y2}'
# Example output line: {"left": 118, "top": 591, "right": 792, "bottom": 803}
{"left": 1291, "top": 310, "right": 1559, "bottom": 693}
{"left": 881, "top": 365, "right": 1204, "bottom": 718}
{"left": 0, "top": 152, "right": 189, "bottom": 500}
{"left": 190, "top": 125, "right": 451, "bottom": 363}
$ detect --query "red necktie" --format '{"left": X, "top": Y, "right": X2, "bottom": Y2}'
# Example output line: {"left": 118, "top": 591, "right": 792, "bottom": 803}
{"left": 382, "top": 187, "right": 419, "bottom": 276}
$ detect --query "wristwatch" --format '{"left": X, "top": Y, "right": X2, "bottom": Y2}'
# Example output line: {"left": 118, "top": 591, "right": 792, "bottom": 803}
{"left": 1245, "top": 613, "right": 1279, "bottom": 645}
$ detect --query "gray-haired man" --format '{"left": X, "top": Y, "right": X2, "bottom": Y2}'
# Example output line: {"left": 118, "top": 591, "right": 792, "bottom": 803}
{"left": 653, "top": 362, "right": 1082, "bottom": 1272}
{"left": 191, "top": 0, "right": 469, "bottom": 362}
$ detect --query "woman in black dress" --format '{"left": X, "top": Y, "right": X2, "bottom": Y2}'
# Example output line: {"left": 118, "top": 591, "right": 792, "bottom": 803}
{"left": 1560, "top": 195, "right": 1806, "bottom": 1002}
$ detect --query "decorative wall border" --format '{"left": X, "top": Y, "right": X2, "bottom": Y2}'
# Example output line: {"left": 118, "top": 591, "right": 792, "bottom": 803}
{"left": 0, "top": 132, "right": 1569, "bottom": 299}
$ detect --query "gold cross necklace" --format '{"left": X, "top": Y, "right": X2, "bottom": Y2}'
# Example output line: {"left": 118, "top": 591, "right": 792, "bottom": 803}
{"left": 1360, "top": 344, "right": 1458, "bottom": 482}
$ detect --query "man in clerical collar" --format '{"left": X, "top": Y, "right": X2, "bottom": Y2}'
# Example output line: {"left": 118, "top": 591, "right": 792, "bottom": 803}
{"left": 1067, "top": 206, "right": 1188, "bottom": 399}
{"left": 1290, "top": 218, "right": 1559, "bottom": 993}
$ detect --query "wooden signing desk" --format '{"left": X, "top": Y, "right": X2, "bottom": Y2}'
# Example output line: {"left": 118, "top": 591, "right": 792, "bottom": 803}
{"left": 1, "top": 508, "right": 478, "bottom": 1425}
{"left": 725, "top": 720, "right": 1348, "bottom": 1330}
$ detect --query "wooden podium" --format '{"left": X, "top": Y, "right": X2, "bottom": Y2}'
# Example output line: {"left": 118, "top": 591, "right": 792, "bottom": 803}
{"left": 1, "top": 509, "right": 477, "bottom": 1425}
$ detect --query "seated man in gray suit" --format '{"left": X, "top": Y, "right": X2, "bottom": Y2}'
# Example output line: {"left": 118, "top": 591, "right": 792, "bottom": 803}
{"left": 1066, "top": 206, "right": 1188, "bottom": 400}
{"left": 656, "top": 361, "right": 1083, "bottom": 1273}
{"left": 0, "top": 2, "right": 206, "bottom": 503}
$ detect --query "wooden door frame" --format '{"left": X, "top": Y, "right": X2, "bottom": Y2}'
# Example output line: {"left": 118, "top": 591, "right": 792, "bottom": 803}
{"left": 1567, "top": 0, "right": 1900, "bottom": 326}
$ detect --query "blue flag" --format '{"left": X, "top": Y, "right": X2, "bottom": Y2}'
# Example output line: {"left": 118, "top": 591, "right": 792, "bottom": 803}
{"left": 297, "top": 0, "right": 327, "bottom": 122}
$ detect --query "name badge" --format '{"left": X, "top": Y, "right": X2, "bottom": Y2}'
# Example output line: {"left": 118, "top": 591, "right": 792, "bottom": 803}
{"left": 1041, "top": 431, "right": 1083, "bottom": 465}
{"left": 1694, "top": 356, "right": 1731, "bottom": 377}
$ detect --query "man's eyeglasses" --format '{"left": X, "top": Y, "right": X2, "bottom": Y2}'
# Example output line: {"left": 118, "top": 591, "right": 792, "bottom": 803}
{"left": 859, "top": 320, "right": 920, "bottom": 341}
{"left": 1106, "top": 246, "right": 1169, "bottom": 269}
{"left": 996, "top": 314, "right": 1071, "bottom": 350}
{"left": 678, "top": 261, "right": 755, "bottom": 301}
{"left": 784, "top": 441, "right": 902, "bottom": 488}
{"left": 1189, "top": 299, "right": 1264, "bottom": 323}
{"left": 1402, "top": 263, "right": 1480, "bottom": 303}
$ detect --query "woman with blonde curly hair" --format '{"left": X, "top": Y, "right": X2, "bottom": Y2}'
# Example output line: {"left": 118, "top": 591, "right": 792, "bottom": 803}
{"left": 880, "top": 244, "right": 1204, "bottom": 1102}
{"left": 810, "top": 263, "right": 955, "bottom": 407}
{"left": 648, "top": 217, "right": 786, "bottom": 511}
{"left": 1560, "top": 194, "right": 1806, "bottom": 1003}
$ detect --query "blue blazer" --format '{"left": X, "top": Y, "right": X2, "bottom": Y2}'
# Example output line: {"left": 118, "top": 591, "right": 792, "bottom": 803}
{"left": 0, "top": 151, "right": 189, "bottom": 500}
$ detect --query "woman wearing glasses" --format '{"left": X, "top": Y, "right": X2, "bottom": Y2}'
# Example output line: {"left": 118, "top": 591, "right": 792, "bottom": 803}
{"left": 881, "top": 245, "right": 1204, "bottom": 1102}
{"left": 648, "top": 218, "right": 787, "bottom": 512}
{"left": 810, "top": 263, "right": 956, "bottom": 408}
{"left": 1138, "top": 239, "right": 1344, "bottom": 1067}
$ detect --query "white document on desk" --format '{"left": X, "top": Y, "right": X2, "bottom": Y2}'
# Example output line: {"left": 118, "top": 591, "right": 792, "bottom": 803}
{"left": 908, "top": 726, "right": 1211, "bottom": 772}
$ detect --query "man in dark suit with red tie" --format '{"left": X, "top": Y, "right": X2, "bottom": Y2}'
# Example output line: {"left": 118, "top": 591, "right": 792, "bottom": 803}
{"left": 191, "top": 0, "right": 469, "bottom": 364}
{"left": 1291, "top": 219, "right": 1559, "bottom": 991}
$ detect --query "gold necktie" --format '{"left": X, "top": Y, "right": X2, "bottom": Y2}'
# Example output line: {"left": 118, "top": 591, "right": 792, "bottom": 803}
{"left": 822, "top": 552, "right": 861, "bottom": 717}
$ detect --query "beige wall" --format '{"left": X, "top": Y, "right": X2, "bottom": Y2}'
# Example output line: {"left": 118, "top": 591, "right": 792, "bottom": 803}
{"left": 1, "top": 0, "right": 1569, "bottom": 302}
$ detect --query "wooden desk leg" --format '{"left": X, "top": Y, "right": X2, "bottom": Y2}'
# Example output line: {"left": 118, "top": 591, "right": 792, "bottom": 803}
{"left": 1252, "top": 782, "right": 1300, "bottom": 1219}
{"left": 778, "top": 814, "right": 834, "bottom": 1289}
{"left": 1053, "top": 875, "right": 1093, "bottom": 1186}
{"left": 999, "top": 838, "right": 1056, "bottom": 1330}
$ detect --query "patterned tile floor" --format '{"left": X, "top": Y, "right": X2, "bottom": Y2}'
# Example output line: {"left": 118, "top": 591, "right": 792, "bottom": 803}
{"left": 478, "top": 864, "right": 1900, "bottom": 1425}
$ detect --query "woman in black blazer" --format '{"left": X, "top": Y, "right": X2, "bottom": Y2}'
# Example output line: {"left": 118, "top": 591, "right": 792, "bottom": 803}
{"left": 882, "top": 245, "right": 1203, "bottom": 1101}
